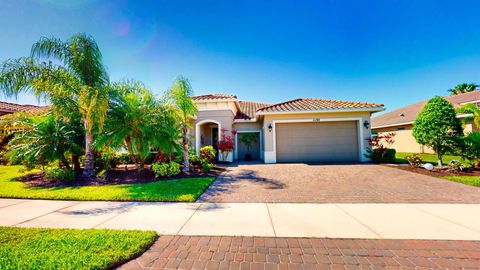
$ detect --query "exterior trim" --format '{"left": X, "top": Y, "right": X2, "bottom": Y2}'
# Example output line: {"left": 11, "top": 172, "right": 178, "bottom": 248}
{"left": 234, "top": 130, "right": 263, "bottom": 160}
{"left": 265, "top": 117, "right": 366, "bottom": 163}
{"left": 194, "top": 98, "right": 238, "bottom": 103}
{"left": 234, "top": 118, "right": 258, "bottom": 123}
{"left": 256, "top": 107, "right": 384, "bottom": 115}
{"left": 195, "top": 119, "right": 221, "bottom": 156}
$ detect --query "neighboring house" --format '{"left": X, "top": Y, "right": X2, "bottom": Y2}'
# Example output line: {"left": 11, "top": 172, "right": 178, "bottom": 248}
{"left": 371, "top": 90, "right": 480, "bottom": 154}
{"left": 0, "top": 101, "right": 42, "bottom": 116}
{"left": 192, "top": 94, "right": 384, "bottom": 163}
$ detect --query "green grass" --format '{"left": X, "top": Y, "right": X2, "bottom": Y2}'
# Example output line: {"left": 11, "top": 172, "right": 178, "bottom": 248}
{"left": 0, "top": 165, "right": 214, "bottom": 202}
{"left": 395, "top": 152, "right": 462, "bottom": 166}
{"left": 0, "top": 226, "right": 156, "bottom": 270}
{"left": 443, "top": 176, "right": 480, "bottom": 187}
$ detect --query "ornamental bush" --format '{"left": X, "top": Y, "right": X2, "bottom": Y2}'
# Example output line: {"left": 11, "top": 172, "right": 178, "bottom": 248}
{"left": 152, "top": 161, "right": 181, "bottom": 177}
{"left": 405, "top": 153, "right": 422, "bottom": 167}
{"left": 412, "top": 96, "right": 463, "bottom": 166}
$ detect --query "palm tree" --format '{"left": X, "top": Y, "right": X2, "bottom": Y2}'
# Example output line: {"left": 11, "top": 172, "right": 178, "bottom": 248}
{"left": 96, "top": 80, "right": 181, "bottom": 171}
{"left": 457, "top": 103, "right": 480, "bottom": 128}
{"left": 0, "top": 33, "right": 109, "bottom": 177}
{"left": 8, "top": 113, "right": 80, "bottom": 169}
{"left": 168, "top": 77, "right": 197, "bottom": 172}
{"left": 448, "top": 83, "right": 478, "bottom": 95}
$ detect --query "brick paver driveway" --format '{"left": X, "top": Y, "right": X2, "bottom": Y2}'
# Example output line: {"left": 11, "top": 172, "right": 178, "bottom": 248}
{"left": 120, "top": 236, "right": 480, "bottom": 269}
{"left": 198, "top": 163, "right": 480, "bottom": 203}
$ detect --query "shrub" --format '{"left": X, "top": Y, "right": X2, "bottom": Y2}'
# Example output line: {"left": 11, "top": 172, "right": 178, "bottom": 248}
{"left": 152, "top": 161, "right": 181, "bottom": 177}
{"left": 167, "top": 161, "right": 181, "bottom": 176}
{"left": 449, "top": 160, "right": 466, "bottom": 171}
{"left": 406, "top": 153, "right": 422, "bottom": 167}
{"left": 460, "top": 131, "right": 480, "bottom": 167}
{"left": 201, "top": 162, "right": 214, "bottom": 172}
{"left": 200, "top": 146, "right": 216, "bottom": 163}
{"left": 45, "top": 167, "right": 75, "bottom": 182}
{"left": 365, "top": 132, "right": 396, "bottom": 163}
{"left": 367, "top": 148, "right": 396, "bottom": 163}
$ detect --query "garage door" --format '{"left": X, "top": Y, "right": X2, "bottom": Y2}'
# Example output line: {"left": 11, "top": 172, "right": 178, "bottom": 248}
{"left": 276, "top": 121, "right": 359, "bottom": 163}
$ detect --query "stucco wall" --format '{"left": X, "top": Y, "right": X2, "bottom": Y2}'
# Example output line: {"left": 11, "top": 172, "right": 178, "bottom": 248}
{"left": 262, "top": 111, "right": 373, "bottom": 163}
{"left": 194, "top": 110, "right": 235, "bottom": 161}
{"left": 374, "top": 120, "right": 477, "bottom": 154}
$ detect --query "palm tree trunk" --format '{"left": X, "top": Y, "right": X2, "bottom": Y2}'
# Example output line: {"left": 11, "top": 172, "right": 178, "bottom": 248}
{"left": 72, "top": 154, "right": 81, "bottom": 173}
{"left": 183, "top": 127, "right": 189, "bottom": 172}
{"left": 83, "top": 130, "right": 95, "bottom": 177}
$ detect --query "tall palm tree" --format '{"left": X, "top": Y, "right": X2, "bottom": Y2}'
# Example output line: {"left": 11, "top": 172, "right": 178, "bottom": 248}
{"left": 448, "top": 83, "right": 478, "bottom": 95}
{"left": 168, "top": 77, "right": 197, "bottom": 172}
{"left": 457, "top": 103, "right": 480, "bottom": 128}
{"left": 96, "top": 80, "right": 181, "bottom": 171}
{"left": 0, "top": 33, "right": 109, "bottom": 177}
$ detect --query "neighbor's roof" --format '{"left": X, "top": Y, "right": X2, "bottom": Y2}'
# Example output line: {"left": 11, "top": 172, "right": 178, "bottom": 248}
{"left": 192, "top": 94, "right": 237, "bottom": 101}
{"left": 256, "top": 98, "right": 384, "bottom": 113}
{"left": 372, "top": 90, "right": 480, "bottom": 128}
{"left": 0, "top": 101, "right": 42, "bottom": 113}
{"left": 235, "top": 101, "right": 271, "bottom": 120}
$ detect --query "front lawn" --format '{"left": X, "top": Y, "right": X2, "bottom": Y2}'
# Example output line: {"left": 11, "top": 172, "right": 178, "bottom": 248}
{"left": 0, "top": 165, "right": 214, "bottom": 202}
{"left": 395, "top": 152, "right": 462, "bottom": 166}
{"left": 443, "top": 176, "right": 480, "bottom": 187}
{"left": 0, "top": 226, "right": 156, "bottom": 270}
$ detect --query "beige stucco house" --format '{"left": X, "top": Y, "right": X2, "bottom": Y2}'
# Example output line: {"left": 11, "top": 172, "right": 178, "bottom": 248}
{"left": 372, "top": 91, "right": 480, "bottom": 154}
{"left": 192, "top": 94, "right": 384, "bottom": 163}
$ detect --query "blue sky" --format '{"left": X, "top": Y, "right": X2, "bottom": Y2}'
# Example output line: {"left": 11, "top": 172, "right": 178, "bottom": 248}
{"left": 1, "top": 0, "right": 480, "bottom": 113}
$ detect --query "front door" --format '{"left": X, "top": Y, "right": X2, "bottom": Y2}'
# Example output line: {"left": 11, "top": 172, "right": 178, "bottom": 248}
{"left": 212, "top": 127, "right": 219, "bottom": 160}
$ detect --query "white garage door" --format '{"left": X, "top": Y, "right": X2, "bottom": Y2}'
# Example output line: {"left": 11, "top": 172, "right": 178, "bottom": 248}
{"left": 276, "top": 121, "right": 359, "bottom": 163}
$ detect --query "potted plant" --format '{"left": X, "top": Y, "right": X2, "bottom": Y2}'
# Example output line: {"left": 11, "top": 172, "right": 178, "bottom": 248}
{"left": 217, "top": 129, "right": 236, "bottom": 162}
{"left": 240, "top": 133, "right": 258, "bottom": 161}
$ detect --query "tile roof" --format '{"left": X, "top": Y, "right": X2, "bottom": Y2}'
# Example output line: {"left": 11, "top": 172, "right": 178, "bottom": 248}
{"left": 256, "top": 98, "right": 384, "bottom": 113}
{"left": 372, "top": 90, "right": 480, "bottom": 128}
{"left": 192, "top": 94, "right": 237, "bottom": 101}
{"left": 0, "top": 101, "right": 43, "bottom": 113}
{"left": 235, "top": 101, "right": 271, "bottom": 120}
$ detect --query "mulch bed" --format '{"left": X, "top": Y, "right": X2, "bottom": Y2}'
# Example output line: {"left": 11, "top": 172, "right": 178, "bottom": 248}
{"left": 17, "top": 164, "right": 225, "bottom": 188}
{"left": 386, "top": 164, "right": 480, "bottom": 178}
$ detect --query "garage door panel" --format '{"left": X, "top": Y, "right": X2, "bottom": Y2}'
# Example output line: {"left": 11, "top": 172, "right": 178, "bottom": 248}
{"left": 276, "top": 121, "right": 359, "bottom": 163}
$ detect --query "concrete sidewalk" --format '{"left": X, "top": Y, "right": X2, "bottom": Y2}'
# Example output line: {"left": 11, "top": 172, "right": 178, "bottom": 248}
{"left": 1, "top": 199, "right": 480, "bottom": 240}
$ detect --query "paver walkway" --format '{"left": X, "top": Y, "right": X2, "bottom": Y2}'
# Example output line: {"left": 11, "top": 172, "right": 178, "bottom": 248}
{"left": 198, "top": 163, "right": 480, "bottom": 203}
{"left": 120, "top": 236, "right": 480, "bottom": 270}
{"left": 2, "top": 199, "right": 480, "bottom": 240}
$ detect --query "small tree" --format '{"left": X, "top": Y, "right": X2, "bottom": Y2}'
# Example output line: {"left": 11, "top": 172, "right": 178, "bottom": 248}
{"left": 218, "top": 129, "right": 236, "bottom": 162}
{"left": 239, "top": 133, "right": 258, "bottom": 160}
{"left": 412, "top": 96, "right": 463, "bottom": 166}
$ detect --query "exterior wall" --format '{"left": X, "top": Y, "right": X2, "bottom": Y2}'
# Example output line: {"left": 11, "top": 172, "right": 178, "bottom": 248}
{"left": 233, "top": 121, "right": 264, "bottom": 160}
{"left": 262, "top": 111, "right": 373, "bottom": 163}
{"left": 193, "top": 109, "right": 235, "bottom": 162}
{"left": 195, "top": 101, "right": 238, "bottom": 115}
{"left": 375, "top": 124, "right": 434, "bottom": 154}
{"left": 374, "top": 120, "right": 478, "bottom": 154}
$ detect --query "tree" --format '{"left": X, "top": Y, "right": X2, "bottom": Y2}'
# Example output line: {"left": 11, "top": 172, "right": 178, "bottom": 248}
{"left": 96, "top": 80, "right": 181, "bottom": 171}
{"left": 457, "top": 103, "right": 480, "bottom": 128}
{"left": 448, "top": 83, "right": 478, "bottom": 95}
{"left": 7, "top": 113, "right": 80, "bottom": 170}
{"left": 0, "top": 33, "right": 110, "bottom": 177}
{"left": 168, "top": 77, "right": 197, "bottom": 172}
{"left": 412, "top": 96, "right": 463, "bottom": 166}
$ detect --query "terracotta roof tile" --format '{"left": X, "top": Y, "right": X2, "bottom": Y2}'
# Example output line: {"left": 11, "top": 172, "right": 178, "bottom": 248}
{"left": 235, "top": 101, "right": 271, "bottom": 120}
{"left": 257, "top": 98, "right": 384, "bottom": 113}
{"left": 193, "top": 94, "right": 237, "bottom": 101}
{"left": 372, "top": 90, "right": 480, "bottom": 128}
{"left": 0, "top": 101, "right": 43, "bottom": 113}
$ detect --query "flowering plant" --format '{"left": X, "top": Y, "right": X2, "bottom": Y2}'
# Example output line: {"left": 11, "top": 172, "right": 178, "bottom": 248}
{"left": 218, "top": 129, "right": 236, "bottom": 161}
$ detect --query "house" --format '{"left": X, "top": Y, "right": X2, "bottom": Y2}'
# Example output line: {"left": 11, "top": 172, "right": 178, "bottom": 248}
{"left": 371, "top": 90, "right": 480, "bottom": 153}
{"left": 192, "top": 94, "right": 384, "bottom": 163}
{"left": 0, "top": 101, "right": 42, "bottom": 116}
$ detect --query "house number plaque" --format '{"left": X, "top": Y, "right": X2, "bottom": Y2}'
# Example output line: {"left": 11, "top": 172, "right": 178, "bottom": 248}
{"left": 313, "top": 118, "right": 321, "bottom": 122}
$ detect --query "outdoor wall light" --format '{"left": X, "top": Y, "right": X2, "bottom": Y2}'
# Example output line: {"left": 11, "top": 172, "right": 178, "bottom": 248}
{"left": 363, "top": 120, "right": 370, "bottom": 129}
{"left": 268, "top": 123, "right": 273, "bottom": 132}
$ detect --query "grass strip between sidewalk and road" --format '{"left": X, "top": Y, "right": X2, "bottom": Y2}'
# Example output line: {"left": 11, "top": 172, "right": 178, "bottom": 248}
{"left": 0, "top": 226, "right": 157, "bottom": 270}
